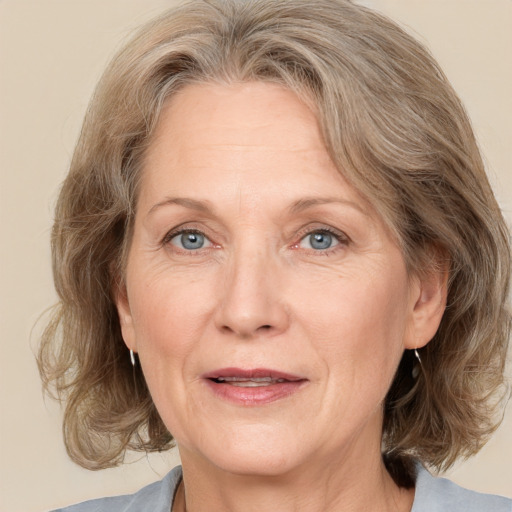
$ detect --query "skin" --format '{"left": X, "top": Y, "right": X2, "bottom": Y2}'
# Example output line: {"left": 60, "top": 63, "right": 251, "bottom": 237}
{"left": 116, "top": 82, "right": 447, "bottom": 512}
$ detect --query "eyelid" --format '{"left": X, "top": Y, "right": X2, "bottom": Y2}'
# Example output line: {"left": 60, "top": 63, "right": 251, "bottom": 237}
{"left": 160, "top": 222, "right": 349, "bottom": 253}
{"left": 163, "top": 227, "right": 208, "bottom": 244}
{"left": 171, "top": 230, "right": 213, "bottom": 249}
{"left": 161, "top": 223, "right": 219, "bottom": 252}
{"left": 293, "top": 225, "right": 350, "bottom": 251}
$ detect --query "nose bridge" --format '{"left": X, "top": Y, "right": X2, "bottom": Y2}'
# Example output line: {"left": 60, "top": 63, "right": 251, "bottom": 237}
{"left": 216, "top": 235, "right": 288, "bottom": 337}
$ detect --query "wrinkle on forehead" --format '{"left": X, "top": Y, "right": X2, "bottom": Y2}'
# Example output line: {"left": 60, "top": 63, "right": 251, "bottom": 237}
{"left": 150, "top": 81, "right": 325, "bottom": 152}
{"left": 140, "top": 80, "right": 376, "bottom": 224}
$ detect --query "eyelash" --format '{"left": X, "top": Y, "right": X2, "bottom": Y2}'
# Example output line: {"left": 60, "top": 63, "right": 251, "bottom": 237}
{"left": 293, "top": 226, "right": 349, "bottom": 254}
{"left": 162, "top": 227, "right": 215, "bottom": 252}
{"left": 161, "top": 225, "right": 349, "bottom": 254}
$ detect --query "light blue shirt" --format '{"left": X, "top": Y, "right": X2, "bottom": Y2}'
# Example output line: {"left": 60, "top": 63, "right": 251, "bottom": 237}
{"left": 51, "top": 465, "right": 512, "bottom": 511}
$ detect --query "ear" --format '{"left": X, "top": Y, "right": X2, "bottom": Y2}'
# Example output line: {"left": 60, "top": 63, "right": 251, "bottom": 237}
{"left": 114, "top": 280, "right": 137, "bottom": 353}
{"left": 404, "top": 259, "right": 448, "bottom": 350}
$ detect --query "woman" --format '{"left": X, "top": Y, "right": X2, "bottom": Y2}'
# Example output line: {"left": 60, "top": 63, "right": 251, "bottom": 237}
{"left": 38, "top": 0, "right": 511, "bottom": 510}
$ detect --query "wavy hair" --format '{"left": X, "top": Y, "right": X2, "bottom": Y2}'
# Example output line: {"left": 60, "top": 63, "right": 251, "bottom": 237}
{"left": 38, "top": 0, "right": 510, "bottom": 484}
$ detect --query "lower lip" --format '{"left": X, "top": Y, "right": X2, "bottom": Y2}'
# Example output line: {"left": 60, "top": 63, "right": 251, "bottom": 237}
{"left": 204, "top": 379, "right": 307, "bottom": 405}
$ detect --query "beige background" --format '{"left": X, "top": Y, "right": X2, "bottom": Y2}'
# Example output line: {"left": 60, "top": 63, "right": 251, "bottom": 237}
{"left": 1, "top": 1, "right": 511, "bottom": 511}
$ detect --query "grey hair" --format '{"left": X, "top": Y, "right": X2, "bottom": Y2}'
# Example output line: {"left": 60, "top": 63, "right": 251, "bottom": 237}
{"left": 38, "top": 0, "right": 510, "bottom": 484}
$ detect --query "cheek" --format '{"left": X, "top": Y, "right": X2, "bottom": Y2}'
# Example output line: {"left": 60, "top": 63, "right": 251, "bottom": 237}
{"left": 296, "top": 265, "right": 410, "bottom": 385}
{"left": 127, "top": 264, "right": 217, "bottom": 362}
{"left": 125, "top": 269, "right": 218, "bottom": 434}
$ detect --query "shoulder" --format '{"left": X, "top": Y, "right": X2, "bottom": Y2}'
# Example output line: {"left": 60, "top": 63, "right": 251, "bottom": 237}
{"left": 49, "top": 466, "right": 182, "bottom": 512}
{"left": 412, "top": 465, "right": 512, "bottom": 512}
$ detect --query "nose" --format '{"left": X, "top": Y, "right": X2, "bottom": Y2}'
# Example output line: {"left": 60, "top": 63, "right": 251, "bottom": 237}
{"left": 214, "top": 245, "right": 289, "bottom": 339}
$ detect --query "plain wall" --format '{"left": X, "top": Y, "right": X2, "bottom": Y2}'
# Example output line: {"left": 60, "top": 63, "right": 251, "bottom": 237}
{"left": 0, "top": 1, "right": 510, "bottom": 511}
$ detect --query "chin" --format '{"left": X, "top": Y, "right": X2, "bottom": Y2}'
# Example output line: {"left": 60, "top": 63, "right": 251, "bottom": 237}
{"left": 213, "top": 447, "right": 304, "bottom": 478}
{"left": 182, "top": 424, "right": 310, "bottom": 478}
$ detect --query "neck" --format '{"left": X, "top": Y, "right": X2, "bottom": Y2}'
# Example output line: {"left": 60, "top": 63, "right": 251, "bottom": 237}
{"left": 175, "top": 419, "right": 414, "bottom": 512}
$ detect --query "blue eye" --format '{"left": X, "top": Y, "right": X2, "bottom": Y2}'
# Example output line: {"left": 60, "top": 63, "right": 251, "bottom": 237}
{"left": 300, "top": 230, "right": 340, "bottom": 250}
{"left": 170, "top": 231, "right": 211, "bottom": 250}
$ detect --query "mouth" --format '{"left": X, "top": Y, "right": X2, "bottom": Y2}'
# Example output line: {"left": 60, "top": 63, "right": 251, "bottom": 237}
{"left": 212, "top": 376, "right": 289, "bottom": 387}
{"left": 201, "top": 368, "right": 307, "bottom": 405}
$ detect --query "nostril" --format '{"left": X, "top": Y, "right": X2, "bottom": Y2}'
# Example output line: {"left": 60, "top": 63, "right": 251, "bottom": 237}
{"left": 220, "top": 323, "right": 273, "bottom": 337}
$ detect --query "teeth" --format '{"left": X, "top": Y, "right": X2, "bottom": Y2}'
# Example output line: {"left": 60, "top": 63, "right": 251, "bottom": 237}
{"left": 231, "top": 381, "right": 273, "bottom": 387}
{"left": 218, "top": 377, "right": 273, "bottom": 382}
{"left": 215, "top": 377, "right": 286, "bottom": 386}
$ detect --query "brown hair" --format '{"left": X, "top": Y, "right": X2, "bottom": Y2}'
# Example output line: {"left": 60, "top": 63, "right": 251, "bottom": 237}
{"left": 38, "top": 0, "right": 510, "bottom": 482}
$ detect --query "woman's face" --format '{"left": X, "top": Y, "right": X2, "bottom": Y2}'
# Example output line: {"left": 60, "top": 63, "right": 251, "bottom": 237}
{"left": 117, "top": 82, "right": 443, "bottom": 477}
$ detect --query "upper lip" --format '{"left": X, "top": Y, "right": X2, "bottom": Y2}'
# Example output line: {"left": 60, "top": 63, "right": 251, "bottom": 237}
{"left": 201, "top": 367, "right": 306, "bottom": 382}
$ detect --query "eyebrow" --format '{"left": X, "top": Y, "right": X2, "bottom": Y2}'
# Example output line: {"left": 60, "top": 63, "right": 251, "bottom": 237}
{"left": 288, "top": 197, "right": 369, "bottom": 216}
{"left": 147, "top": 197, "right": 214, "bottom": 216}
{"left": 146, "top": 195, "right": 369, "bottom": 217}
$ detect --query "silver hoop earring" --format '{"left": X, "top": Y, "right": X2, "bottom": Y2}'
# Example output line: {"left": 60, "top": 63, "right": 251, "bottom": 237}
{"left": 412, "top": 348, "right": 422, "bottom": 379}
{"left": 130, "top": 349, "right": 136, "bottom": 367}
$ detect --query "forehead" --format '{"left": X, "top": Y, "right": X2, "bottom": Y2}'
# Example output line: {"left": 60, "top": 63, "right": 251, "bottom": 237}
{"left": 147, "top": 81, "right": 325, "bottom": 158}
{"left": 141, "top": 82, "right": 353, "bottom": 200}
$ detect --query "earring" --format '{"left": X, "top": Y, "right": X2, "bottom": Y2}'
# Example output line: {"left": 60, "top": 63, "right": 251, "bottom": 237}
{"left": 130, "top": 349, "right": 136, "bottom": 367}
{"left": 412, "top": 348, "right": 422, "bottom": 379}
